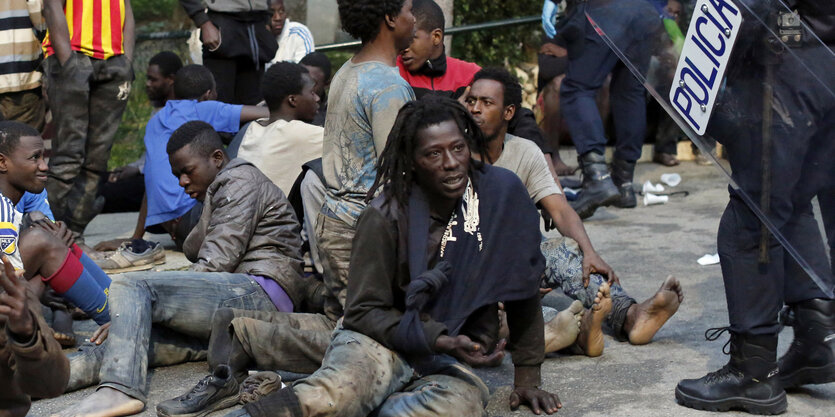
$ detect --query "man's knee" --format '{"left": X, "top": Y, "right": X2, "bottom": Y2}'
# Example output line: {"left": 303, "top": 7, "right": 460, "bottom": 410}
{"left": 211, "top": 308, "right": 238, "bottom": 334}
{"left": 20, "top": 226, "right": 68, "bottom": 258}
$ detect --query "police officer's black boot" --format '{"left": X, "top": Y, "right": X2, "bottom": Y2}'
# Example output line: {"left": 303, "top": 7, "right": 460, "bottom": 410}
{"left": 570, "top": 152, "right": 620, "bottom": 219}
{"left": 611, "top": 158, "right": 637, "bottom": 208}
{"left": 676, "top": 332, "right": 787, "bottom": 415}
{"left": 778, "top": 298, "right": 835, "bottom": 388}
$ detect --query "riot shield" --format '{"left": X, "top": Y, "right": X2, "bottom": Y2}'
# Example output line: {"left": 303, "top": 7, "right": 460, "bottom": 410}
{"left": 578, "top": 0, "right": 834, "bottom": 297}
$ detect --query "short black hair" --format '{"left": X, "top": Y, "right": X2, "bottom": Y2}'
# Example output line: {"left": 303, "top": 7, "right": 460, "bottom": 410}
{"left": 413, "top": 0, "right": 444, "bottom": 34}
{"left": 0, "top": 121, "right": 39, "bottom": 155}
{"left": 337, "top": 0, "right": 406, "bottom": 44}
{"left": 367, "top": 95, "right": 488, "bottom": 205}
{"left": 471, "top": 67, "right": 522, "bottom": 109}
{"left": 262, "top": 62, "right": 309, "bottom": 112}
{"left": 299, "top": 52, "right": 332, "bottom": 81}
{"left": 148, "top": 51, "right": 183, "bottom": 77}
{"left": 173, "top": 65, "right": 215, "bottom": 100}
{"left": 167, "top": 121, "right": 225, "bottom": 158}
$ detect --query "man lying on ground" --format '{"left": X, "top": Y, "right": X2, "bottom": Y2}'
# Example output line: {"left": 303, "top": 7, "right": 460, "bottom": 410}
{"left": 235, "top": 95, "right": 560, "bottom": 417}
{"left": 59, "top": 121, "right": 312, "bottom": 417}
{"left": 465, "top": 68, "right": 683, "bottom": 356}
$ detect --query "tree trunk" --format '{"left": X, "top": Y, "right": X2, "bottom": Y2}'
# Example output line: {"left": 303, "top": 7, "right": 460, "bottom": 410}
{"left": 436, "top": 0, "right": 454, "bottom": 53}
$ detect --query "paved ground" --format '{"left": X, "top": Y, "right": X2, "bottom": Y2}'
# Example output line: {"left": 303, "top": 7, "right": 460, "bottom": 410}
{"left": 30, "top": 160, "right": 834, "bottom": 417}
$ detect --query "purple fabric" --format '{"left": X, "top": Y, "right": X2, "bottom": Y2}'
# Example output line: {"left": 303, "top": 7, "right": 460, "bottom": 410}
{"left": 251, "top": 275, "right": 294, "bottom": 312}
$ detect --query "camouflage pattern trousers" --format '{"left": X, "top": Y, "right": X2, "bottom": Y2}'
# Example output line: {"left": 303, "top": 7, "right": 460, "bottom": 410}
{"left": 290, "top": 329, "right": 489, "bottom": 417}
{"left": 540, "top": 237, "right": 637, "bottom": 340}
{"left": 44, "top": 52, "right": 132, "bottom": 234}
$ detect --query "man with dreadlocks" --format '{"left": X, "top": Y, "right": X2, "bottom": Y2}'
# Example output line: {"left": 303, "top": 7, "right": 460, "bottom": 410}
{"left": 234, "top": 95, "right": 561, "bottom": 417}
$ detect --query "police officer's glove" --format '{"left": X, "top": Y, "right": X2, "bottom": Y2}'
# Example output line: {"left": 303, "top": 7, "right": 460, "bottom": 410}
{"left": 542, "top": 0, "right": 558, "bottom": 38}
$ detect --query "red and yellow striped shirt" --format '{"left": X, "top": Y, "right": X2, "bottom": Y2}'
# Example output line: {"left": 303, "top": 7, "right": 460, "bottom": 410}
{"left": 43, "top": 0, "right": 126, "bottom": 60}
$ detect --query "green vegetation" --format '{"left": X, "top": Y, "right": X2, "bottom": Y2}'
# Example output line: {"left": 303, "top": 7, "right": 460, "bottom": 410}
{"left": 132, "top": 0, "right": 179, "bottom": 22}
{"left": 452, "top": 1, "right": 541, "bottom": 67}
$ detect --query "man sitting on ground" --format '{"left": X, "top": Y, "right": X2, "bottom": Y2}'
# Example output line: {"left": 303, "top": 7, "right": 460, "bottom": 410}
{"left": 0, "top": 122, "right": 72, "bottom": 417}
{"left": 94, "top": 65, "right": 268, "bottom": 272}
{"left": 396, "top": 0, "right": 567, "bottom": 176}
{"left": 60, "top": 121, "right": 309, "bottom": 417}
{"left": 238, "top": 95, "right": 561, "bottom": 417}
{"left": 0, "top": 121, "right": 111, "bottom": 328}
{"left": 232, "top": 62, "right": 322, "bottom": 195}
{"left": 299, "top": 52, "right": 331, "bottom": 127}
{"left": 465, "top": 68, "right": 683, "bottom": 356}
{"left": 100, "top": 51, "right": 184, "bottom": 215}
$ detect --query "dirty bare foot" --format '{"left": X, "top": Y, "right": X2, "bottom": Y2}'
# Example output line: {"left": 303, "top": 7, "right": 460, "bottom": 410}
{"left": 625, "top": 275, "right": 683, "bottom": 345}
{"left": 544, "top": 300, "right": 584, "bottom": 353}
{"left": 574, "top": 283, "right": 612, "bottom": 357}
{"left": 52, "top": 387, "right": 144, "bottom": 417}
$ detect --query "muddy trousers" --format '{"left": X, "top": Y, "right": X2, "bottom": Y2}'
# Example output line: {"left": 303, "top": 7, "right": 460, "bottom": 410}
{"left": 99, "top": 271, "right": 277, "bottom": 402}
{"left": 277, "top": 329, "right": 489, "bottom": 417}
{"left": 208, "top": 308, "right": 336, "bottom": 377}
{"left": 44, "top": 52, "right": 132, "bottom": 234}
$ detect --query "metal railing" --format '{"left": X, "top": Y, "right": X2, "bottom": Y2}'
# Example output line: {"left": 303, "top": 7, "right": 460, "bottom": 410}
{"left": 136, "top": 15, "right": 540, "bottom": 51}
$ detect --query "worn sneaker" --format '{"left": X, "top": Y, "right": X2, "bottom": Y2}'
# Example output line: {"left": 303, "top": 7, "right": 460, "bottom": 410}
{"left": 95, "top": 239, "right": 165, "bottom": 273}
{"left": 157, "top": 365, "right": 241, "bottom": 417}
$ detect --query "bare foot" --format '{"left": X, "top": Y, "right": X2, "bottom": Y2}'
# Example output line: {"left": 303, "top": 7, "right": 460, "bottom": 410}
{"left": 544, "top": 300, "right": 584, "bottom": 353}
{"left": 574, "top": 283, "right": 612, "bottom": 357}
{"left": 51, "top": 387, "right": 144, "bottom": 417}
{"left": 625, "top": 275, "right": 683, "bottom": 345}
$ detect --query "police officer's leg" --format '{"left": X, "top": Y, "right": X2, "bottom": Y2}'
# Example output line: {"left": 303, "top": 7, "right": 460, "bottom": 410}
{"left": 778, "top": 118, "right": 835, "bottom": 388}
{"left": 676, "top": 110, "right": 791, "bottom": 413}
{"left": 560, "top": 19, "right": 621, "bottom": 219}
{"left": 609, "top": 60, "right": 646, "bottom": 209}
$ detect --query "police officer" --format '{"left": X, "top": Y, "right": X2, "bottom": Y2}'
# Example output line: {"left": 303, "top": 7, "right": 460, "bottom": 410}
{"left": 674, "top": 0, "right": 835, "bottom": 414}
{"left": 541, "top": 0, "right": 662, "bottom": 218}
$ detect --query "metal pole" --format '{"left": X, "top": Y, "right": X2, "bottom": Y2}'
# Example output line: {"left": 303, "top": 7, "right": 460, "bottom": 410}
{"left": 137, "top": 15, "right": 541, "bottom": 50}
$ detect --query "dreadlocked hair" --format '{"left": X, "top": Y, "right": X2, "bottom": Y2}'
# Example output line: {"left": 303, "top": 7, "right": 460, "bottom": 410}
{"left": 366, "top": 95, "right": 489, "bottom": 206}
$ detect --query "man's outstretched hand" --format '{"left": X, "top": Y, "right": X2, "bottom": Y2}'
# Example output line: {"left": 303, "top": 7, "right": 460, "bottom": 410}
{"left": 510, "top": 386, "right": 562, "bottom": 415}
{"left": 0, "top": 255, "right": 35, "bottom": 339}
{"left": 434, "top": 334, "right": 506, "bottom": 368}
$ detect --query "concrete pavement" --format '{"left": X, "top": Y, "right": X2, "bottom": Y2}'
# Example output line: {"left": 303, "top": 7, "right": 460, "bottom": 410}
{"left": 30, "top": 160, "right": 834, "bottom": 417}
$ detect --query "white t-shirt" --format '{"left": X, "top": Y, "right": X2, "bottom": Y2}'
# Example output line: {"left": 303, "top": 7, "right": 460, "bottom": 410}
{"left": 0, "top": 193, "right": 24, "bottom": 270}
{"left": 493, "top": 133, "right": 562, "bottom": 204}
{"left": 237, "top": 118, "right": 324, "bottom": 194}
{"left": 269, "top": 19, "right": 315, "bottom": 64}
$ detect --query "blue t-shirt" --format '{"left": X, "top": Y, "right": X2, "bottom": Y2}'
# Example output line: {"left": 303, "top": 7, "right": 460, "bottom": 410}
{"left": 143, "top": 99, "right": 243, "bottom": 227}
{"left": 18, "top": 190, "right": 54, "bottom": 220}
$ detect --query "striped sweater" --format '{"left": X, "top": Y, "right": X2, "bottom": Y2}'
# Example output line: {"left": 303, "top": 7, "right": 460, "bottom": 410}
{"left": 0, "top": 0, "right": 45, "bottom": 94}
